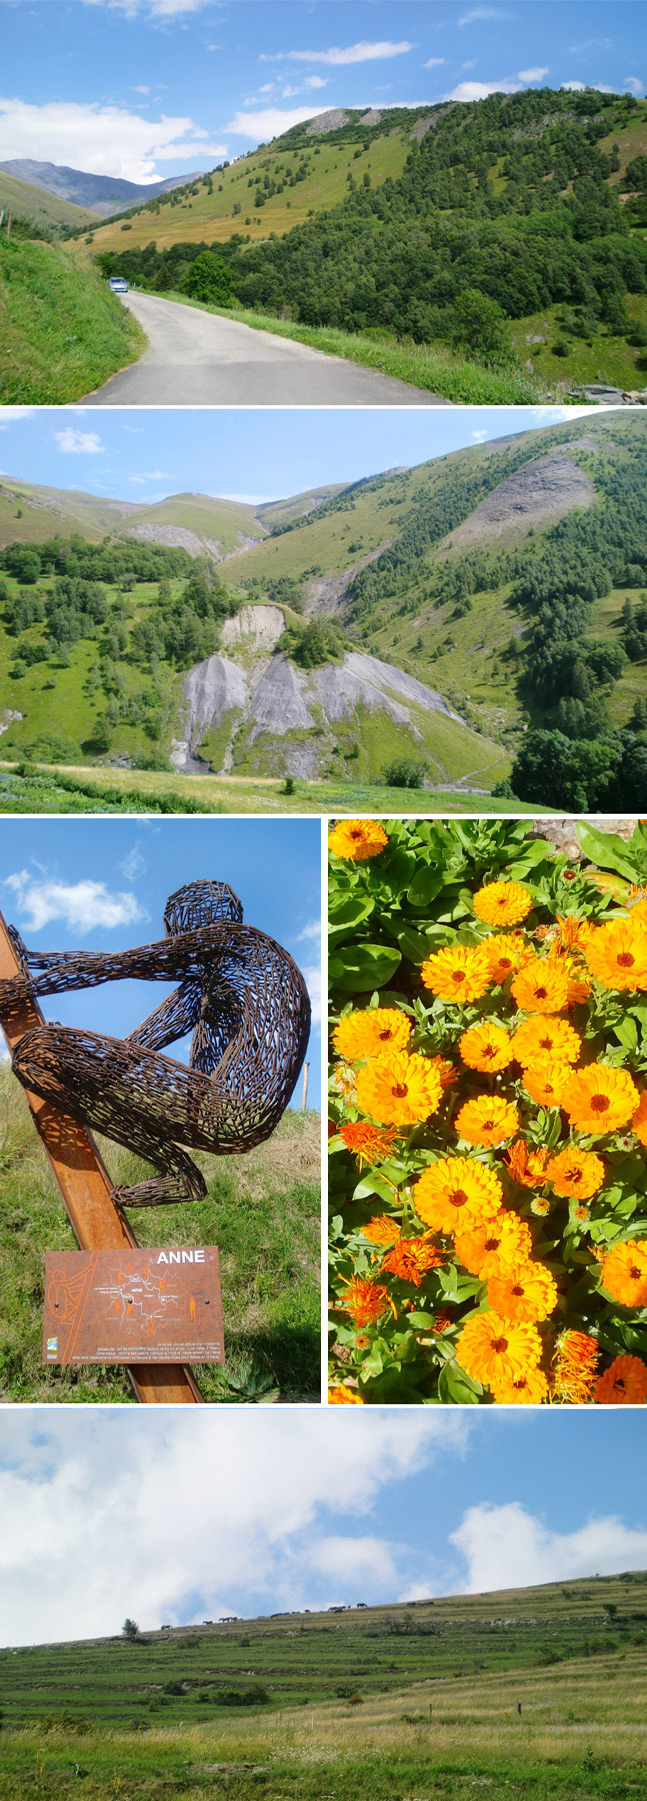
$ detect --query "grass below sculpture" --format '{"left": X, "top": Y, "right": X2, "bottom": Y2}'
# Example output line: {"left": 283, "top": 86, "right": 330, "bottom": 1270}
{"left": 0, "top": 1069, "right": 320, "bottom": 1403}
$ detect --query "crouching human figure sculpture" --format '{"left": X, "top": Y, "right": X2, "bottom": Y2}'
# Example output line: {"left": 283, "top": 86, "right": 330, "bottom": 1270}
{"left": 0, "top": 880, "right": 311, "bottom": 1207}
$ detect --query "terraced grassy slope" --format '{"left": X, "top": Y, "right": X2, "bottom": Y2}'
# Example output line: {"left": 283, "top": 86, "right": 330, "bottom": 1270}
{"left": 2, "top": 1572, "right": 646, "bottom": 1727}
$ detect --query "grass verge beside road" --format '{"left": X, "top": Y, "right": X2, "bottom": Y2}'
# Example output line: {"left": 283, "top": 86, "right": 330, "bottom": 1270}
{"left": 0, "top": 238, "right": 145, "bottom": 403}
{"left": 0, "top": 764, "right": 545, "bottom": 816}
{"left": 0, "top": 1070, "right": 320, "bottom": 1404}
{"left": 127, "top": 287, "right": 545, "bottom": 404}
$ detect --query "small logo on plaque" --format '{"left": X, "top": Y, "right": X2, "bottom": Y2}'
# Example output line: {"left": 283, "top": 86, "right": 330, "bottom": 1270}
{"left": 42, "top": 1249, "right": 225, "bottom": 1365}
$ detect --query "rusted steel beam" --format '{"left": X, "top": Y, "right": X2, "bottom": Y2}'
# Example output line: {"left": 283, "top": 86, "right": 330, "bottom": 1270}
{"left": 0, "top": 910, "right": 201, "bottom": 1405}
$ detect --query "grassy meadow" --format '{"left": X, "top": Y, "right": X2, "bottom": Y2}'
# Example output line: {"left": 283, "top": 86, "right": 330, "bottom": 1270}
{"left": 0, "top": 1069, "right": 320, "bottom": 1403}
{"left": 0, "top": 764, "right": 542, "bottom": 817}
{"left": 1, "top": 1575, "right": 647, "bottom": 1798}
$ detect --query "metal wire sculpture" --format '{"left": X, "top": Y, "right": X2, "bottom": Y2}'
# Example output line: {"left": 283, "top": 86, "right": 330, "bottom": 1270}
{"left": 0, "top": 881, "right": 311, "bottom": 1208}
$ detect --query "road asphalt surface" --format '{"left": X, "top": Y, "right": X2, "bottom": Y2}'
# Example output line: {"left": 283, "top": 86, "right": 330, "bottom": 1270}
{"left": 79, "top": 291, "right": 450, "bottom": 406}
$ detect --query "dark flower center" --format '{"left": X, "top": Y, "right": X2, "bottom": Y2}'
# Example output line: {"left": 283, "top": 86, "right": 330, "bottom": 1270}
{"left": 484, "top": 1236, "right": 500, "bottom": 1252}
{"left": 450, "top": 1189, "right": 468, "bottom": 1208}
{"left": 630, "top": 1266, "right": 641, "bottom": 1281}
{"left": 392, "top": 1084, "right": 408, "bottom": 1099}
{"left": 618, "top": 952, "right": 634, "bottom": 968}
{"left": 452, "top": 970, "right": 466, "bottom": 985}
{"left": 512, "top": 1284, "right": 525, "bottom": 1297}
{"left": 591, "top": 1094, "right": 610, "bottom": 1113}
{"left": 492, "top": 1336, "right": 508, "bottom": 1354}
{"left": 534, "top": 986, "right": 548, "bottom": 1000}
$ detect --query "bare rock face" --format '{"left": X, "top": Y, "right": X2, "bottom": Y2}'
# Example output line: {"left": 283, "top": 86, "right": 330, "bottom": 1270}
{"left": 445, "top": 453, "right": 594, "bottom": 550}
{"left": 221, "top": 605, "right": 285, "bottom": 653}
{"left": 359, "top": 109, "right": 382, "bottom": 126}
{"left": 124, "top": 522, "right": 223, "bottom": 559}
{"left": 173, "top": 644, "right": 475, "bottom": 773}
{"left": 305, "top": 110, "right": 350, "bottom": 135}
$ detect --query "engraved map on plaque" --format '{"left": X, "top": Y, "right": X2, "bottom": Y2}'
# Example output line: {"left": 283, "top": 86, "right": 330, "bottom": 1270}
{"left": 42, "top": 1248, "right": 225, "bottom": 1364}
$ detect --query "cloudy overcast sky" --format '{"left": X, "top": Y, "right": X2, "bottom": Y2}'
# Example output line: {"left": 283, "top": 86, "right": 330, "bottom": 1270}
{"left": 1, "top": 1409, "right": 646, "bottom": 1647}
{"left": 0, "top": 1, "right": 643, "bottom": 183}
{"left": 0, "top": 405, "right": 593, "bottom": 507}
{"left": 0, "top": 815, "right": 321, "bottom": 1098}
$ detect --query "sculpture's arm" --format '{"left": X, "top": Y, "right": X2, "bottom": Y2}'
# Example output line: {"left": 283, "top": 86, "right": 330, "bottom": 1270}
{"left": 0, "top": 927, "right": 240, "bottom": 1026}
{"left": 126, "top": 980, "right": 202, "bottom": 1053}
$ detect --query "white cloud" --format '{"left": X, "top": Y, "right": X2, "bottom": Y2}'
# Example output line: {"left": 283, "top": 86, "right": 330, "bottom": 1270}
{"left": 225, "top": 106, "right": 325, "bottom": 141}
{"left": 446, "top": 79, "right": 520, "bottom": 101}
{"left": 625, "top": 78, "right": 644, "bottom": 95}
{"left": 133, "top": 85, "right": 150, "bottom": 94}
{"left": 308, "top": 1535, "right": 399, "bottom": 1591}
{"left": 518, "top": 67, "right": 549, "bottom": 81}
{"left": 0, "top": 1412, "right": 469, "bottom": 1646}
{"left": 451, "top": 1502, "right": 647, "bottom": 1594}
{"left": 302, "top": 961, "right": 321, "bottom": 1028}
{"left": 569, "top": 39, "right": 613, "bottom": 53}
{"left": 83, "top": 0, "right": 214, "bottom": 15}
{"left": 0, "top": 97, "right": 227, "bottom": 184}
{"left": 424, "top": 58, "right": 445, "bottom": 68}
{"left": 0, "top": 407, "right": 36, "bottom": 429}
{"left": 561, "top": 80, "right": 586, "bottom": 91}
{"left": 128, "top": 470, "right": 172, "bottom": 482}
{"left": 459, "top": 7, "right": 515, "bottom": 24}
{"left": 3, "top": 873, "right": 144, "bottom": 935}
{"left": 261, "top": 41, "right": 414, "bottom": 68}
{"left": 54, "top": 429, "right": 104, "bottom": 456}
{"left": 119, "top": 846, "right": 147, "bottom": 881}
{"left": 472, "top": 430, "right": 488, "bottom": 441}
{"left": 304, "top": 76, "right": 328, "bottom": 90}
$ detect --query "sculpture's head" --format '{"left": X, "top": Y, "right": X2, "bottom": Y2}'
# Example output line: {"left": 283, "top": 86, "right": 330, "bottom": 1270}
{"left": 164, "top": 881, "right": 244, "bottom": 936}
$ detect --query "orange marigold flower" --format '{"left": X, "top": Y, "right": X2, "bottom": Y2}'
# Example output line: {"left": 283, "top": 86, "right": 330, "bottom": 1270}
{"left": 333, "top": 1008, "right": 411, "bottom": 1062}
{"left": 455, "top": 1094, "right": 519, "bottom": 1149}
{"left": 421, "top": 942, "right": 493, "bottom": 1004}
{"left": 338, "top": 1121, "right": 401, "bottom": 1168}
{"left": 548, "top": 943, "right": 592, "bottom": 1006}
{"left": 356, "top": 1049, "right": 443, "bottom": 1126}
{"left": 489, "top": 1367, "right": 549, "bottom": 1405}
{"left": 601, "top": 1238, "right": 647, "bottom": 1308}
{"left": 427, "top": 1054, "right": 459, "bottom": 1090}
{"left": 546, "top": 1146, "right": 605, "bottom": 1200}
{"left": 328, "top": 819, "right": 388, "bottom": 861}
{"left": 328, "top": 1383, "right": 365, "bottom": 1405}
{"left": 381, "top": 1238, "right": 445, "bottom": 1286}
{"left": 583, "top": 919, "right": 647, "bottom": 993}
{"left": 595, "top": 1353, "right": 647, "bottom": 1405}
{"left": 562, "top": 1064, "right": 639, "bottom": 1136}
{"left": 459, "top": 1021, "right": 513, "bottom": 1074}
{"left": 551, "top": 1330, "right": 599, "bottom": 1404}
{"left": 511, "top": 958, "right": 570, "bottom": 1014}
{"left": 472, "top": 880, "right": 533, "bottom": 928}
{"left": 454, "top": 1209, "right": 532, "bottom": 1278}
{"left": 503, "top": 1139, "right": 552, "bottom": 1189}
{"left": 557, "top": 914, "right": 593, "bottom": 952}
{"left": 337, "top": 1277, "right": 391, "bottom": 1326}
{"left": 483, "top": 931, "right": 530, "bottom": 986}
{"left": 633, "top": 1091, "right": 647, "bottom": 1147}
{"left": 433, "top": 1310, "right": 454, "bottom": 1335}
{"left": 455, "top": 1312, "right": 542, "bottom": 1386}
{"left": 360, "top": 1214, "right": 401, "bottom": 1246}
{"left": 413, "top": 1157, "right": 503, "bottom": 1236}
{"left": 629, "top": 895, "right": 647, "bottom": 923}
{"left": 487, "top": 1259, "right": 558, "bottom": 1323}
{"left": 511, "top": 1015, "right": 581, "bottom": 1067}
{"left": 521, "top": 1056, "right": 572, "bottom": 1109}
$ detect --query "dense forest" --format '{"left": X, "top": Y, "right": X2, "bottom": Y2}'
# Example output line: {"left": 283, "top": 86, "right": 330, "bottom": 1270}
{"left": 96, "top": 88, "right": 647, "bottom": 357}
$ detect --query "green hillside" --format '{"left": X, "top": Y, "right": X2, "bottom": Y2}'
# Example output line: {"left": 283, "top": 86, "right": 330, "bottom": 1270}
{"left": 0, "top": 167, "right": 99, "bottom": 235}
{"left": 87, "top": 88, "right": 647, "bottom": 399}
{"left": 0, "top": 234, "right": 143, "bottom": 404}
{"left": 1, "top": 1571, "right": 646, "bottom": 1728}
{"left": 0, "top": 413, "right": 645, "bottom": 808}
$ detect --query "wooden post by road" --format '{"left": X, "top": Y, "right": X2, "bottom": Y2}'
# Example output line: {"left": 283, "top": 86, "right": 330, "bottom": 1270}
{"left": 301, "top": 1061, "right": 309, "bottom": 1111}
{"left": 0, "top": 910, "right": 201, "bottom": 1404}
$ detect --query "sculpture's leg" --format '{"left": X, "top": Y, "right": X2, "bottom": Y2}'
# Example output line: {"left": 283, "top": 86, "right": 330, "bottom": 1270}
{"left": 11, "top": 1025, "right": 207, "bottom": 1208}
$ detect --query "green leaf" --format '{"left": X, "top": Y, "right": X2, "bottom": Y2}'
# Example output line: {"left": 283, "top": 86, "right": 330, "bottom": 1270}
{"left": 328, "top": 893, "right": 375, "bottom": 944}
{"left": 407, "top": 866, "right": 443, "bottom": 907}
{"left": 352, "top": 1174, "right": 396, "bottom": 1205}
{"left": 577, "top": 823, "right": 640, "bottom": 883}
{"left": 395, "top": 924, "right": 438, "bottom": 964}
{"left": 614, "top": 1017, "right": 639, "bottom": 1053}
{"left": 438, "top": 1361, "right": 483, "bottom": 1404}
{"left": 329, "top": 942, "right": 402, "bottom": 992}
{"left": 381, "top": 849, "right": 418, "bottom": 897}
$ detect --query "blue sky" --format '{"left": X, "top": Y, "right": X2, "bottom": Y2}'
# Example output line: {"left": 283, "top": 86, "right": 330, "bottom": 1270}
{"left": 0, "top": 815, "right": 321, "bottom": 1101}
{"left": 0, "top": 2, "right": 643, "bottom": 184}
{"left": 0, "top": 406, "right": 589, "bottom": 506}
{"left": 1, "top": 1410, "right": 646, "bottom": 1645}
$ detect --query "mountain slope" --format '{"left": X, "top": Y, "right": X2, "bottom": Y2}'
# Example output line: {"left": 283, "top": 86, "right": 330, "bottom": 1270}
{"left": 0, "top": 160, "right": 205, "bottom": 218}
{"left": 0, "top": 167, "right": 99, "bottom": 233}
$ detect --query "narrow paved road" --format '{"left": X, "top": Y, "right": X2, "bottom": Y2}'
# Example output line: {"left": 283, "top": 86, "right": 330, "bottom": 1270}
{"left": 79, "top": 291, "right": 450, "bottom": 406}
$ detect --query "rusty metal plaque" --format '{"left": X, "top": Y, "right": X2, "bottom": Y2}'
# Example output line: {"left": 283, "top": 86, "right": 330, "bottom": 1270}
{"left": 42, "top": 1248, "right": 225, "bottom": 1365}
